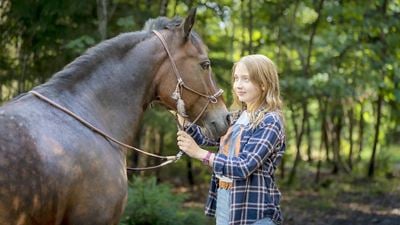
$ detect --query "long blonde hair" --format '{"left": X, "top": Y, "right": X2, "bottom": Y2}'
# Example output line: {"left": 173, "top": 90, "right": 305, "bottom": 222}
{"left": 231, "top": 54, "right": 283, "bottom": 126}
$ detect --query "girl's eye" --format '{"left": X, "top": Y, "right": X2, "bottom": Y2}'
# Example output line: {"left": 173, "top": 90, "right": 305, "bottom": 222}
{"left": 200, "top": 61, "right": 210, "bottom": 70}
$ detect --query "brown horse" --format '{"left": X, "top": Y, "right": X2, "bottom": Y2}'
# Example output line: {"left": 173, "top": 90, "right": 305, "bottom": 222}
{"left": 0, "top": 9, "right": 229, "bottom": 225}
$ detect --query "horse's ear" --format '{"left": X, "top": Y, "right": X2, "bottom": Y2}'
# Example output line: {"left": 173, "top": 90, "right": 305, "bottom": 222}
{"left": 183, "top": 8, "right": 197, "bottom": 40}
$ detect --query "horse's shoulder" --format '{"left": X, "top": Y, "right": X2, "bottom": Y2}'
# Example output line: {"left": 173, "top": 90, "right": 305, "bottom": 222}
{"left": 0, "top": 109, "right": 35, "bottom": 149}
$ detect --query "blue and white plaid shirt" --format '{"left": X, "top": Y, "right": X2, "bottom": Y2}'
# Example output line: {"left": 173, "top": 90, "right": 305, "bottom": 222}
{"left": 186, "top": 111, "right": 286, "bottom": 225}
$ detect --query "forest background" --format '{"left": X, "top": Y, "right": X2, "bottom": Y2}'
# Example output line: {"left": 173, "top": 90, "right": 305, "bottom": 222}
{"left": 1, "top": 0, "right": 399, "bottom": 224}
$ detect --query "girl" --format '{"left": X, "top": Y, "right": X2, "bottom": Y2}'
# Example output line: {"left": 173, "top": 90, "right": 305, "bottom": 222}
{"left": 177, "top": 54, "right": 285, "bottom": 225}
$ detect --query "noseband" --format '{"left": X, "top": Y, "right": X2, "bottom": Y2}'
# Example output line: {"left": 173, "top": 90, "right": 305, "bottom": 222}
{"left": 152, "top": 30, "right": 224, "bottom": 128}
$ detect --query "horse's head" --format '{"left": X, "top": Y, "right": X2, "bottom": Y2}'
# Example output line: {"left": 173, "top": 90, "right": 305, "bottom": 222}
{"left": 149, "top": 9, "right": 229, "bottom": 139}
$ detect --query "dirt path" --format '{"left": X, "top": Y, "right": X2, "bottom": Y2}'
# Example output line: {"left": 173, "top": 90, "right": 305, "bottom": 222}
{"left": 281, "top": 178, "right": 400, "bottom": 225}
{"left": 181, "top": 174, "right": 400, "bottom": 225}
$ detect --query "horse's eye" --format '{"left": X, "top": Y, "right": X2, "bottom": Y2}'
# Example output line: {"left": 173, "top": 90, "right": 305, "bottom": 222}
{"left": 200, "top": 61, "right": 210, "bottom": 70}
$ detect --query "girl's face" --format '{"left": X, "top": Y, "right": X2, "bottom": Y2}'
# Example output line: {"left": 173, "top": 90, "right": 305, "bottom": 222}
{"left": 233, "top": 62, "right": 261, "bottom": 108}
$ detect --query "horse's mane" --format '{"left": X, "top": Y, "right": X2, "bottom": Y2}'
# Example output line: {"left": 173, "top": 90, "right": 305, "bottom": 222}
{"left": 41, "top": 16, "right": 184, "bottom": 90}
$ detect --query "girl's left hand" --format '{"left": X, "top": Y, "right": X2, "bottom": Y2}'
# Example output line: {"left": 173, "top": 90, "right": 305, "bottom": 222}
{"left": 177, "top": 131, "right": 204, "bottom": 160}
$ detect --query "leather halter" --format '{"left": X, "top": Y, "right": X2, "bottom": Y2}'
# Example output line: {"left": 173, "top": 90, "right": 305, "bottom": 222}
{"left": 152, "top": 30, "right": 224, "bottom": 128}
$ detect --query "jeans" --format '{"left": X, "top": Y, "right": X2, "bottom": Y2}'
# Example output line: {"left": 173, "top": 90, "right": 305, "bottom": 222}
{"left": 216, "top": 188, "right": 230, "bottom": 225}
{"left": 216, "top": 188, "right": 276, "bottom": 225}
{"left": 252, "top": 217, "right": 276, "bottom": 225}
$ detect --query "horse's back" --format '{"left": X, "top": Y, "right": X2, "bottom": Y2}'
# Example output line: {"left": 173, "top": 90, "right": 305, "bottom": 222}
{"left": 0, "top": 97, "right": 127, "bottom": 225}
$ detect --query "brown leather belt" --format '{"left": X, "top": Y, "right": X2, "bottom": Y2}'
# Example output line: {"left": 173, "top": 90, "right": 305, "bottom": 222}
{"left": 218, "top": 180, "right": 232, "bottom": 190}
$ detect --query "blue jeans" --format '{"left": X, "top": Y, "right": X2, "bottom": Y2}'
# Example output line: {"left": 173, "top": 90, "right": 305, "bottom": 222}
{"left": 252, "top": 217, "right": 276, "bottom": 225}
{"left": 216, "top": 188, "right": 230, "bottom": 225}
{"left": 216, "top": 188, "right": 276, "bottom": 225}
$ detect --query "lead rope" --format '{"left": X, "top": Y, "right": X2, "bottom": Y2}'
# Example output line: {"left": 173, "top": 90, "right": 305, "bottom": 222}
{"left": 29, "top": 90, "right": 181, "bottom": 171}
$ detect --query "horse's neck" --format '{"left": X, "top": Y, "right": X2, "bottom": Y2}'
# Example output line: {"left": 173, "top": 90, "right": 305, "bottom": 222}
{"left": 38, "top": 42, "right": 160, "bottom": 143}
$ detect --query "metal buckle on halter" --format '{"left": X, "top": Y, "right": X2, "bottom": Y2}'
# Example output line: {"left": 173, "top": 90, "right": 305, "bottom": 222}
{"left": 208, "top": 89, "right": 223, "bottom": 103}
{"left": 208, "top": 96, "right": 218, "bottom": 103}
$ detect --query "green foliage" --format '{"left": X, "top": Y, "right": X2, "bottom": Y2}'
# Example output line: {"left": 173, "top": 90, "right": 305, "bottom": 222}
{"left": 116, "top": 16, "right": 136, "bottom": 31}
{"left": 119, "top": 176, "right": 207, "bottom": 225}
{"left": 65, "top": 35, "right": 96, "bottom": 54}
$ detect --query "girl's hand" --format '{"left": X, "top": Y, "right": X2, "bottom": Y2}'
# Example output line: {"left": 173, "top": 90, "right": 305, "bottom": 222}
{"left": 177, "top": 131, "right": 206, "bottom": 160}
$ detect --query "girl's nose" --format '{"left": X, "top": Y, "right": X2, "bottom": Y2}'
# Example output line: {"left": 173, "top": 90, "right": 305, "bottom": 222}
{"left": 234, "top": 80, "right": 242, "bottom": 88}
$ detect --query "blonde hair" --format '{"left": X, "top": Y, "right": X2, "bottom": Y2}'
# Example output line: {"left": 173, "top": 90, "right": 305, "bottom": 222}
{"left": 231, "top": 54, "right": 283, "bottom": 126}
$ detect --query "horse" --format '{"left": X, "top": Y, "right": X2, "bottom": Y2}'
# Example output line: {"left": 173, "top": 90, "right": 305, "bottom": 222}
{"left": 0, "top": 9, "right": 229, "bottom": 225}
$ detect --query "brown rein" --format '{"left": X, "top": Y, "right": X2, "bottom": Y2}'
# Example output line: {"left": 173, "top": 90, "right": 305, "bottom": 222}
{"left": 29, "top": 90, "right": 180, "bottom": 171}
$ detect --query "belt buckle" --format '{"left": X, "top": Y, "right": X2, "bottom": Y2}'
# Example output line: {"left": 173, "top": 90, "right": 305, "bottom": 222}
{"left": 218, "top": 180, "right": 232, "bottom": 190}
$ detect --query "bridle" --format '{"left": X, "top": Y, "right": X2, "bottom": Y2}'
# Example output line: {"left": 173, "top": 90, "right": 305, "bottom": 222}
{"left": 29, "top": 29, "right": 224, "bottom": 171}
{"left": 152, "top": 30, "right": 224, "bottom": 129}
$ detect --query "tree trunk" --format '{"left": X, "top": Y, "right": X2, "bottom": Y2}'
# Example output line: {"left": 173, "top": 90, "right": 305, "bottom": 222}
{"left": 247, "top": 0, "right": 253, "bottom": 53}
{"left": 320, "top": 99, "right": 331, "bottom": 163}
{"left": 357, "top": 101, "right": 365, "bottom": 161}
{"left": 331, "top": 107, "right": 351, "bottom": 174}
{"left": 155, "top": 129, "right": 163, "bottom": 181}
{"left": 333, "top": 111, "right": 342, "bottom": 173}
{"left": 304, "top": 0, "right": 325, "bottom": 78}
{"left": 240, "top": 0, "right": 246, "bottom": 56}
{"left": 315, "top": 98, "right": 327, "bottom": 183}
{"left": 17, "top": 34, "right": 28, "bottom": 95}
{"left": 368, "top": 93, "right": 383, "bottom": 177}
{"left": 288, "top": 102, "right": 307, "bottom": 184}
{"left": 329, "top": 111, "right": 339, "bottom": 174}
{"left": 306, "top": 116, "right": 313, "bottom": 162}
{"left": 129, "top": 125, "right": 142, "bottom": 171}
{"left": 229, "top": 20, "right": 235, "bottom": 62}
{"left": 186, "top": 158, "right": 194, "bottom": 186}
{"left": 347, "top": 107, "right": 354, "bottom": 169}
{"left": 159, "top": 0, "right": 168, "bottom": 16}
{"left": 186, "top": 0, "right": 194, "bottom": 9}
{"left": 368, "top": 0, "right": 387, "bottom": 178}
{"left": 139, "top": 127, "right": 152, "bottom": 175}
{"left": 316, "top": 116, "right": 323, "bottom": 183}
{"left": 97, "top": 0, "right": 108, "bottom": 40}
{"left": 172, "top": 0, "right": 177, "bottom": 15}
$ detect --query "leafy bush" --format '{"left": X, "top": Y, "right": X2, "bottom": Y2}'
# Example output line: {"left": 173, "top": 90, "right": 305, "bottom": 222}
{"left": 119, "top": 176, "right": 207, "bottom": 225}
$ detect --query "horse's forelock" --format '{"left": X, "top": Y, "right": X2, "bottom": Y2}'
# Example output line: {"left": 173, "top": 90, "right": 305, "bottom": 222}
{"left": 143, "top": 16, "right": 183, "bottom": 32}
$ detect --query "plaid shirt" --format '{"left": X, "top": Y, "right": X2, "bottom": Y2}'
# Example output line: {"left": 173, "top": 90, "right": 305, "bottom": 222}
{"left": 186, "top": 111, "right": 285, "bottom": 225}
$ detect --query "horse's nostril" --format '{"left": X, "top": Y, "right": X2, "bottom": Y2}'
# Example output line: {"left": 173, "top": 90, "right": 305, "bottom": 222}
{"left": 226, "top": 114, "right": 231, "bottom": 124}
